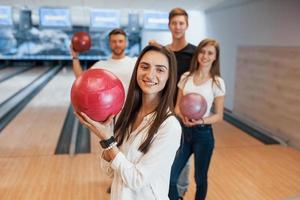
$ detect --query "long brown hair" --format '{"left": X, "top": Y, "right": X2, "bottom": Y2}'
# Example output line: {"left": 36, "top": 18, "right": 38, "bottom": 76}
{"left": 114, "top": 44, "right": 177, "bottom": 153}
{"left": 187, "top": 38, "right": 221, "bottom": 87}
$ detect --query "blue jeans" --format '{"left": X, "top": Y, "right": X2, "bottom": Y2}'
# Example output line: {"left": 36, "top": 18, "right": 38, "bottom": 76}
{"left": 169, "top": 124, "right": 214, "bottom": 200}
{"left": 177, "top": 160, "right": 190, "bottom": 197}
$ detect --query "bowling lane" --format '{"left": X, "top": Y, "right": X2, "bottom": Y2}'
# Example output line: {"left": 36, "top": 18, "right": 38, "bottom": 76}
{"left": 0, "top": 67, "right": 49, "bottom": 104}
{"left": 0, "top": 66, "right": 28, "bottom": 81}
{"left": 0, "top": 154, "right": 111, "bottom": 200}
{"left": 0, "top": 68, "right": 74, "bottom": 157}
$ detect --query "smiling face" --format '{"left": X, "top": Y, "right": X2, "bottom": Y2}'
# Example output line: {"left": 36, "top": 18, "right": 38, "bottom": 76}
{"left": 109, "top": 34, "right": 126, "bottom": 57}
{"left": 136, "top": 50, "right": 169, "bottom": 98}
{"left": 197, "top": 44, "right": 217, "bottom": 69}
{"left": 168, "top": 15, "right": 188, "bottom": 40}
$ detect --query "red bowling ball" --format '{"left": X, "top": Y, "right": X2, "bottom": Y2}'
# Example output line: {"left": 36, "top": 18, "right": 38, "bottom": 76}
{"left": 179, "top": 93, "right": 207, "bottom": 120}
{"left": 71, "top": 32, "right": 92, "bottom": 52}
{"left": 71, "top": 69, "right": 125, "bottom": 122}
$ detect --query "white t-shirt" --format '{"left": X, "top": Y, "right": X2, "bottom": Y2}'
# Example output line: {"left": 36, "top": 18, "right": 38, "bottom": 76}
{"left": 91, "top": 56, "right": 136, "bottom": 96}
{"left": 101, "top": 114, "right": 181, "bottom": 200}
{"left": 178, "top": 72, "right": 226, "bottom": 118}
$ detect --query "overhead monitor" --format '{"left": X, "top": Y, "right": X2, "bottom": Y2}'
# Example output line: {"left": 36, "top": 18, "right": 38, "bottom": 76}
{"left": 143, "top": 11, "right": 168, "bottom": 30}
{"left": 39, "top": 7, "right": 71, "bottom": 28}
{"left": 90, "top": 9, "right": 120, "bottom": 29}
{"left": 0, "top": 6, "right": 13, "bottom": 26}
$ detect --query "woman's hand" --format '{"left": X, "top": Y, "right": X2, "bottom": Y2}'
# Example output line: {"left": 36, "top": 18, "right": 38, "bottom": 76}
{"left": 182, "top": 117, "right": 204, "bottom": 127}
{"left": 175, "top": 106, "right": 195, "bottom": 127}
{"left": 74, "top": 111, "right": 115, "bottom": 140}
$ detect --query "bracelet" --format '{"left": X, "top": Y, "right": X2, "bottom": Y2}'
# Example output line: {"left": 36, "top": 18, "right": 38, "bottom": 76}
{"left": 103, "top": 141, "right": 117, "bottom": 151}
{"left": 99, "top": 136, "right": 116, "bottom": 149}
{"left": 72, "top": 57, "right": 78, "bottom": 60}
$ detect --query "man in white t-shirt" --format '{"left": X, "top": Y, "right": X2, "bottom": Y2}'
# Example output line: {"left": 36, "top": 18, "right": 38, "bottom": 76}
{"left": 70, "top": 28, "right": 136, "bottom": 95}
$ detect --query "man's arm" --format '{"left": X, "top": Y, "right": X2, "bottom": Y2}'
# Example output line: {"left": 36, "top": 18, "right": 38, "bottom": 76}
{"left": 70, "top": 44, "right": 83, "bottom": 78}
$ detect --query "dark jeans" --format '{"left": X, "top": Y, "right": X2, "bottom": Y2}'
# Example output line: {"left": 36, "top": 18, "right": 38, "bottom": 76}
{"left": 169, "top": 124, "right": 214, "bottom": 200}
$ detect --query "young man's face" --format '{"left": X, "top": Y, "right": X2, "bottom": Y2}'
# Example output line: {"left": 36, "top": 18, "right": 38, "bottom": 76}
{"left": 109, "top": 34, "right": 127, "bottom": 56}
{"left": 168, "top": 15, "right": 188, "bottom": 40}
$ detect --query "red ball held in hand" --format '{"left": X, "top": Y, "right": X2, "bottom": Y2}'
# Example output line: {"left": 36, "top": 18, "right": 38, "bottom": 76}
{"left": 71, "top": 69, "right": 125, "bottom": 122}
{"left": 179, "top": 93, "right": 207, "bottom": 120}
{"left": 71, "top": 32, "right": 92, "bottom": 52}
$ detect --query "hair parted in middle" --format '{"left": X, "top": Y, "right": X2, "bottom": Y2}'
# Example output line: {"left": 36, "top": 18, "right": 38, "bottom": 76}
{"left": 187, "top": 38, "right": 221, "bottom": 88}
{"left": 114, "top": 44, "right": 177, "bottom": 153}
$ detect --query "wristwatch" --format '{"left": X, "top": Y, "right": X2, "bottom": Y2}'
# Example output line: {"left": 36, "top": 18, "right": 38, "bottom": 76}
{"left": 99, "top": 136, "right": 116, "bottom": 149}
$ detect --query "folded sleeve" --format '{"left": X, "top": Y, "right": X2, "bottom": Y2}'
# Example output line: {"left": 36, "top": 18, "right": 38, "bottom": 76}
{"left": 177, "top": 72, "right": 190, "bottom": 90}
{"left": 213, "top": 77, "right": 226, "bottom": 97}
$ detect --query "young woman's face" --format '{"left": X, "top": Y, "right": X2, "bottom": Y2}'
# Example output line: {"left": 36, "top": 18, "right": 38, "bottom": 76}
{"left": 137, "top": 50, "right": 169, "bottom": 97}
{"left": 197, "top": 44, "right": 217, "bottom": 68}
{"left": 169, "top": 15, "right": 188, "bottom": 40}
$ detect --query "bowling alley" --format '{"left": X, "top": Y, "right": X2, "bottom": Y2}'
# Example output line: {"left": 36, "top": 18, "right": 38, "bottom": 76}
{"left": 0, "top": 0, "right": 299, "bottom": 200}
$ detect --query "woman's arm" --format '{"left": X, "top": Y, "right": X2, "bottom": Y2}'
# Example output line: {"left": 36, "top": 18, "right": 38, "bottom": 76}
{"left": 75, "top": 112, "right": 120, "bottom": 175}
{"left": 109, "top": 116, "right": 181, "bottom": 189}
{"left": 175, "top": 89, "right": 190, "bottom": 125}
{"left": 70, "top": 44, "right": 83, "bottom": 78}
{"left": 174, "top": 89, "right": 183, "bottom": 117}
{"left": 74, "top": 111, "right": 118, "bottom": 158}
{"left": 75, "top": 112, "right": 181, "bottom": 189}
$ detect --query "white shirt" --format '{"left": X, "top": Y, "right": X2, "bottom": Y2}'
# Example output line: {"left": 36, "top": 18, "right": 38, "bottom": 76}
{"left": 101, "top": 114, "right": 181, "bottom": 200}
{"left": 178, "top": 72, "right": 226, "bottom": 118}
{"left": 92, "top": 56, "right": 136, "bottom": 96}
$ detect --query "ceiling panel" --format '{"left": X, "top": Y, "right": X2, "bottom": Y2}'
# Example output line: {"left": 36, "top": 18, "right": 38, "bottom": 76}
{"left": 0, "top": 0, "right": 228, "bottom": 11}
